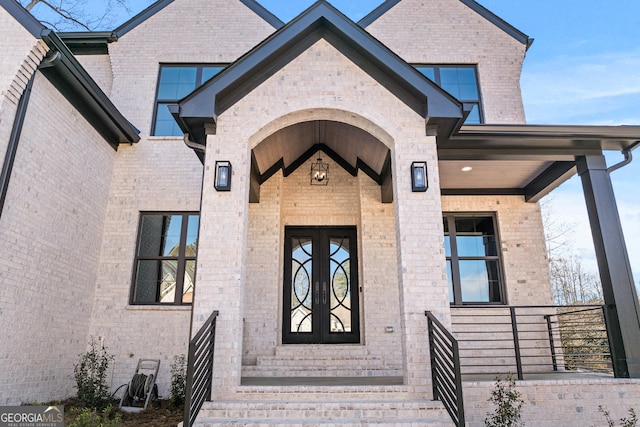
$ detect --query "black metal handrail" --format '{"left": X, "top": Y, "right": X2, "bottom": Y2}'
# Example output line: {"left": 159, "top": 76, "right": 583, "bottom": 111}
{"left": 426, "top": 311, "right": 465, "bottom": 427}
{"left": 184, "top": 310, "right": 219, "bottom": 427}
{"left": 450, "top": 305, "right": 614, "bottom": 379}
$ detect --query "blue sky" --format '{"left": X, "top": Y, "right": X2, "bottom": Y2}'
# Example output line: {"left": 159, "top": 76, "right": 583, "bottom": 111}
{"left": 28, "top": 0, "right": 640, "bottom": 282}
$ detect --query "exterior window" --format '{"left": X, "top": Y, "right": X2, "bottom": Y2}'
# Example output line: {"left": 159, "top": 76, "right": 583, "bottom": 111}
{"left": 415, "top": 65, "right": 483, "bottom": 124}
{"left": 152, "top": 65, "right": 225, "bottom": 136}
{"left": 131, "top": 213, "right": 199, "bottom": 304}
{"left": 444, "top": 214, "right": 503, "bottom": 304}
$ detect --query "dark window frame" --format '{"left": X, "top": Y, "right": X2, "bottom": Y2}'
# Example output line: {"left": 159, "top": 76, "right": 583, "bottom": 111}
{"left": 444, "top": 213, "right": 505, "bottom": 306}
{"left": 130, "top": 211, "right": 199, "bottom": 305}
{"left": 413, "top": 64, "right": 484, "bottom": 124}
{"left": 150, "top": 63, "right": 227, "bottom": 136}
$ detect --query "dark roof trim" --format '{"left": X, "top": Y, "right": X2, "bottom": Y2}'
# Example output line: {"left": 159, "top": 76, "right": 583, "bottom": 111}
{"left": 113, "top": 0, "right": 174, "bottom": 37}
{"left": 455, "top": 124, "right": 640, "bottom": 151}
{"left": 1, "top": 74, "right": 34, "bottom": 218}
{"left": 57, "top": 32, "right": 117, "bottom": 55}
{"left": 239, "top": 0, "right": 284, "bottom": 29}
{"left": 357, "top": 0, "right": 533, "bottom": 49}
{"left": 357, "top": 0, "right": 400, "bottom": 27}
{"left": 0, "top": 0, "right": 45, "bottom": 37}
{"left": 524, "top": 161, "right": 575, "bottom": 203}
{"left": 174, "top": 1, "right": 464, "bottom": 146}
{"left": 459, "top": 0, "right": 533, "bottom": 49}
{"left": 39, "top": 30, "right": 140, "bottom": 146}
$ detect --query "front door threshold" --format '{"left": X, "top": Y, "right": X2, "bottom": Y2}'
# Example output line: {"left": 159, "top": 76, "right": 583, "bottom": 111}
{"left": 240, "top": 376, "right": 404, "bottom": 386}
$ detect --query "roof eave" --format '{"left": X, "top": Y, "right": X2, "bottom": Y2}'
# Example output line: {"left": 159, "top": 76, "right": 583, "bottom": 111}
{"left": 57, "top": 31, "right": 117, "bottom": 54}
{"left": 39, "top": 30, "right": 140, "bottom": 146}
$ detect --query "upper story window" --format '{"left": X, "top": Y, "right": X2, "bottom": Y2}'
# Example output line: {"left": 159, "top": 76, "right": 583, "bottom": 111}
{"left": 152, "top": 65, "right": 225, "bottom": 136}
{"left": 415, "top": 65, "right": 483, "bottom": 124}
{"left": 131, "top": 212, "right": 199, "bottom": 305}
{"left": 444, "top": 214, "right": 503, "bottom": 305}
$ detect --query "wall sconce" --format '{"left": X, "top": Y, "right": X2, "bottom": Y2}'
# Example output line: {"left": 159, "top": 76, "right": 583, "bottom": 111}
{"left": 214, "top": 161, "right": 232, "bottom": 191}
{"left": 411, "top": 161, "right": 428, "bottom": 192}
{"left": 310, "top": 157, "right": 329, "bottom": 185}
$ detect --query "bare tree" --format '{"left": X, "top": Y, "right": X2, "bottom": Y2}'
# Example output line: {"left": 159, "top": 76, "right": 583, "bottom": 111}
{"left": 18, "top": 0, "right": 147, "bottom": 31}
{"left": 540, "top": 197, "right": 603, "bottom": 305}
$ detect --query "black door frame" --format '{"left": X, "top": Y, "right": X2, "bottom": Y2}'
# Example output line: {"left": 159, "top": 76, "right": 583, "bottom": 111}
{"left": 282, "top": 226, "right": 360, "bottom": 344}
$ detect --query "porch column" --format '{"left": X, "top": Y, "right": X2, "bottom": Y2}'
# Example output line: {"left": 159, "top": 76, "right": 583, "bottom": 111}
{"left": 190, "top": 129, "right": 250, "bottom": 395}
{"left": 393, "top": 134, "right": 450, "bottom": 394}
{"left": 576, "top": 154, "right": 640, "bottom": 378}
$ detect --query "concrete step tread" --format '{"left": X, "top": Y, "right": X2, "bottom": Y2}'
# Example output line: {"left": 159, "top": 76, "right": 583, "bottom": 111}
{"left": 193, "top": 418, "right": 453, "bottom": 426}
{"left": 203, "top": 399, "right": 444, "bottom": 408}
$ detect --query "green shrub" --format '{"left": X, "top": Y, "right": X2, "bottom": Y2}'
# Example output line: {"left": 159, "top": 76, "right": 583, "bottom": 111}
{"left": 73, "top": 336, "right": 114, "bottom": 409}
{"left": 484, "top": 374, "right": 525, "bottom": 427}
{"left": 170, "top": 354, "right": 187, "bottom": 408}
{"left": 68, "top": 404, "right": 121, "bottom": 427}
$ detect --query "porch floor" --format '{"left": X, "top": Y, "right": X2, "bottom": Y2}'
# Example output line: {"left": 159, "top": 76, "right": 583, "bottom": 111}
{"left": 240, "top": 376, "right": 405, "bottom": 386}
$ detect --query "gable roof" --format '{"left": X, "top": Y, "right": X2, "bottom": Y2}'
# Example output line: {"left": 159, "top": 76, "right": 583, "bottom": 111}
{"left": 170, "top": 0, "right": 465, "bottom": 146}
{"left": 0, "top": 0, "right": 139, "bottom": 146}
{"left": 359, "top": 0, "right": 533, "bottom": 49}
{"left": 115, "top": 0, "right": 283, "bottom": 39}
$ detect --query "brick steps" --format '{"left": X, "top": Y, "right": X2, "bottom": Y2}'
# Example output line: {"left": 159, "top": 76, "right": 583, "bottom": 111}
{"left": 243, "top": 347, "right": 402, "bottom": 378}
{"left": 193, "top": 397, "right": 453, "bottom": 426}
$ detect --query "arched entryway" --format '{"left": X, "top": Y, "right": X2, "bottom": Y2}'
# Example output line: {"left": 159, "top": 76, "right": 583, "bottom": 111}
{"left": 241, "top": 113, "right": 404, "bottom": 379}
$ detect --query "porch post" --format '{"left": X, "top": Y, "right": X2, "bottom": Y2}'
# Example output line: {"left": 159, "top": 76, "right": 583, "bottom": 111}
{"left": 576, "top": 154, "right": 640, "bottom": 378}
{"left": 393, "top": 133, "right": 450, "bottom": 394}
{"left": 190, "top": 129, "right": 249, "bottom": 396}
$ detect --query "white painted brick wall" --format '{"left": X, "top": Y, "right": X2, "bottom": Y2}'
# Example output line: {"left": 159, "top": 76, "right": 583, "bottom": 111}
{"left": 0, "top": 73, "right": 115, "bottom": 405}
{"left": 464, "top": 378, "right": 640, "bottom": 427}
{"left": 76, "top": 54, "right": 113, "bottom": 96}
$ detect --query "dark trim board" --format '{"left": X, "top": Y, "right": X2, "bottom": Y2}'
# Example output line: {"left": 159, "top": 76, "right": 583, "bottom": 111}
{"left": 0, "top": 75, "right": 34, "bottom": 219}
{"left": 39, "top": 30, "right": 140, "bottom": 146}
{"left": 357, "top": 0, "right": 401, "bottom": 27}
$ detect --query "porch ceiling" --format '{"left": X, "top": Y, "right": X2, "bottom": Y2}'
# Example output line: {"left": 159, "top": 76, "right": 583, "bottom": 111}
{"left": 252, "top": 120, "right": 390, "bottom": 181}
{"left": 439, "top": 124, "right": 640, "bottom": 202}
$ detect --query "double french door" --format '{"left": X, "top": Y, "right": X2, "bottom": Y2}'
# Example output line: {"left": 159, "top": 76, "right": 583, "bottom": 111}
{"left": 283, "top": 227, "right": 360, "bottom": 344}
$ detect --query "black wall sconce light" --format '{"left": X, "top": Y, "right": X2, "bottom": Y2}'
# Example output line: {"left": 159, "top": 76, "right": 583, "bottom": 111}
{"left": 214, "top": 161, "right": 232, "bottom": 191}
{"left": 411, "top": 161, "right": 428, "bottom": 192}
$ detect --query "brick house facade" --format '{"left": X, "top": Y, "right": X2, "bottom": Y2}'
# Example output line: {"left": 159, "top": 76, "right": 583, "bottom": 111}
{"left": 1, "top": 0, "right": 639, "bottom": 425}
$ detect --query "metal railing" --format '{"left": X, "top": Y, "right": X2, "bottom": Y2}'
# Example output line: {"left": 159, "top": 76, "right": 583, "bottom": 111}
{"left": 184, "top": 310, "right": 219, "bottom": 427}
{"left": 450, "top": 305, "right": 614, "bottom": 379}
{"left": 546, "top": 306, "right": 612, "bottom": 374}
{"left": 426, "top": 311, "right": 465, "bottom": 427}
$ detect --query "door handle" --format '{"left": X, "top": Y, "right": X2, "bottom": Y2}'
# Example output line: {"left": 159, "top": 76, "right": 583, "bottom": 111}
{"left": 323, "top": 282, "right": 327, "bottom": 305}
{"left": 315, "top": 282, "right": 319, "bottom": 305}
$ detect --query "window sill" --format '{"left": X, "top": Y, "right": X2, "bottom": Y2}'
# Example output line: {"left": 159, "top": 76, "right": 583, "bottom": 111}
{"left": 126, "top": 305, "right": 192, "bottom": 312}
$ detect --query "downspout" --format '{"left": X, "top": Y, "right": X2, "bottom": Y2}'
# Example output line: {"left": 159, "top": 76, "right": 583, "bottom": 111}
{"left": 0, "top": 73, "right": 36, "bottom": 219}
{"left": 607, "top": 141, "right": 640, "bottom": 175}
{"left": 183, "top": 133, "right": 205, "bottom": 153}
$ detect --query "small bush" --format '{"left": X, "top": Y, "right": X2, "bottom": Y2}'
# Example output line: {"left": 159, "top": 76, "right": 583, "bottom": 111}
{"left": 73, "top": 336, "right": 114, "bottom": 409}
{"left": 484, "top": 374, "right": 525, "bottom": 427}
{"left": 68, "top": 404, "right": 121, "bottom": 427}
{"left": 600, "top": 406, "right": 638, "bottom": 427}
{"left": 170, "top": 354, "right": 187, "bottom": 408}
